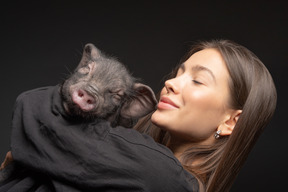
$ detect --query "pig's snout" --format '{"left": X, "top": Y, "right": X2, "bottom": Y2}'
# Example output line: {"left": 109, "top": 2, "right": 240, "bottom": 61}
{"left": 72, "top": 89, "right": 96, "bottom": 112}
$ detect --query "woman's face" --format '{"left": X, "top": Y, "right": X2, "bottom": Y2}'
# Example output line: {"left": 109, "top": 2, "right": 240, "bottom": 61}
{"left": 151, "top": 48, "right": 232, "bottom": 145}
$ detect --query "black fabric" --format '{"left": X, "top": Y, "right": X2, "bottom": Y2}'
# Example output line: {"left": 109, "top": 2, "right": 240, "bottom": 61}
{"left": 0, "top": 85, "right": 199, "bottom": 192}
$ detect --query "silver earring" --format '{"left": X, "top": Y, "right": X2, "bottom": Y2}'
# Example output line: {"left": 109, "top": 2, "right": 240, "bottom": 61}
{"left": 215, "top": 130, "right": 221, "bottom": 139}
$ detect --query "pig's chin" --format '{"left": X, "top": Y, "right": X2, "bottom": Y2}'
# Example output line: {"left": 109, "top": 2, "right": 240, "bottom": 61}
{"left": 64, "top": 102, "right": 100, "bottom": 120}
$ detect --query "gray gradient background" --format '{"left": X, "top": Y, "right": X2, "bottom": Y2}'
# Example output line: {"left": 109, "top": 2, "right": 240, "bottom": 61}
{"left": 0, "top": 1, "right": 287, "bottom": 191}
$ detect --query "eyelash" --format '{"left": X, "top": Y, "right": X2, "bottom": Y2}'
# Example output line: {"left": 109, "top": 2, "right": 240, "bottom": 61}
{"left": 192, "top": 80, "right": 203, "bottom": 85}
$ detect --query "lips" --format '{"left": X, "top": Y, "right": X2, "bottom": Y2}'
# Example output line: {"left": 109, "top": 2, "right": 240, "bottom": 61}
{"left": 157, "top": 96, "right": 179, "bottom": 109}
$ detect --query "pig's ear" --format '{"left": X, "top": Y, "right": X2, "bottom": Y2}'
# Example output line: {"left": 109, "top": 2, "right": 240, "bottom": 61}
{"left": 118, "top": 83, "right": 158, "bottom": 128}
{"left": 78, "top": 43, "right": 101, "bottom": 67}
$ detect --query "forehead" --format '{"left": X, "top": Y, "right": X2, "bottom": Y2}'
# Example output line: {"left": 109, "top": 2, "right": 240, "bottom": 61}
{"left": 183, "top": 48, "right": 229, "bottom": 78}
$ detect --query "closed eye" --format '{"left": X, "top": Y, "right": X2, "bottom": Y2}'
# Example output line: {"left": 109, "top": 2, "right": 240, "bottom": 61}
{"left": 109, "top": 89, "right": 124, "bottom": 101}
{"left": 192, "top": 80, "right": 203, "bottom": 85}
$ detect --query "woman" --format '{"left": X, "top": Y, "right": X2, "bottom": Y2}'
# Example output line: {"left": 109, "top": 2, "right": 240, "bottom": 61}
{"left": 0, "top": 39, "right": 277, "bottom": 192}
{"left": 134, "top": 39, "right": 277, "bottom": 191}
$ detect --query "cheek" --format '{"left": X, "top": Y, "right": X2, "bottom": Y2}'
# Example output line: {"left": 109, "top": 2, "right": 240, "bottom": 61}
{"left": 184, "top": 86, "right": 227, "bottom": 112}
{"left": 176, "top": 91, "right": 227, "bottom": 138}
{"left": 184, "top": 89, "right": 226, "bottom": 123}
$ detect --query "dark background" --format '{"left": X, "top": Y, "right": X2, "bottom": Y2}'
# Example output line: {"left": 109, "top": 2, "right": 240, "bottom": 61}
{"left": 0, "top": 1, "right": 287, "bottom": 191}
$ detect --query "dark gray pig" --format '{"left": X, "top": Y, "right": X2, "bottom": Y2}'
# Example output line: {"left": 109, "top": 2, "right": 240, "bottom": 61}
{"left": 61, "top": 43, "right": 157, "bottom": 127}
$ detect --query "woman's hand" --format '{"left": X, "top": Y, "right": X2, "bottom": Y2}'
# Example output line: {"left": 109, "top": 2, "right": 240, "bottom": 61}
{"left": 0, "top": 151, "right": 13, "bottom": 170}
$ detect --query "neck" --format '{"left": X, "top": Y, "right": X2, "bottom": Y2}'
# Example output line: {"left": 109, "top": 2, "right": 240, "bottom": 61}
{"left": 168, "top": 134, "right": 216, "bottom": 161}
{"left": 167, "top": 138, "right": 193, "bottom": 160}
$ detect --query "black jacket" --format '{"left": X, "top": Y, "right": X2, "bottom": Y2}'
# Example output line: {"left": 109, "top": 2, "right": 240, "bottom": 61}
{"left": 0, "top": 85, "right": 199, "bottom": 192}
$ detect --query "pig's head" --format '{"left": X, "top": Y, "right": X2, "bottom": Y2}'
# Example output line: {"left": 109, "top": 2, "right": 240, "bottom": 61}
{"left": 61, "top": 43, "right": 157, "bottom": 127}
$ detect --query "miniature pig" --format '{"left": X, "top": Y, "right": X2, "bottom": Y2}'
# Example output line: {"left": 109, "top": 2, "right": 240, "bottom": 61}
{"left": 61, "top": 43, "right": 157, "bottom": 127}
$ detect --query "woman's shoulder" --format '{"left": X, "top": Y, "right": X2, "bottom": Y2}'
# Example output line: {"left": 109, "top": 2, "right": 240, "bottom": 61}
{"left": 106, "top": 126, "right": 199, "bottom": 191}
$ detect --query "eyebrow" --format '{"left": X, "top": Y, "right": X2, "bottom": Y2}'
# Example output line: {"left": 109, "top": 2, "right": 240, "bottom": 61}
{"left": 180, "top": 63, "right": 216, "bottom": 82}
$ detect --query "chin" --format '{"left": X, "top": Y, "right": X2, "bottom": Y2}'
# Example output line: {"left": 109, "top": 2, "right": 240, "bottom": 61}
{"left": 151, "top": 109, "right": 160, "bottom": 122}
{"left": 151, "top": 110, "right": 167, "bottom": 130}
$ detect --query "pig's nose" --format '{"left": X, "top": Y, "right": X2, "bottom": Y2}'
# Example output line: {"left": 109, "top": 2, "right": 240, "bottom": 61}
{"left": 72, "top": 89, "right": 96, "bottom": 111}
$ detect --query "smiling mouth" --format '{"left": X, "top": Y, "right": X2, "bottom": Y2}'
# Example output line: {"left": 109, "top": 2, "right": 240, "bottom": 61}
{"left": 157, "top": 97, "right": 179, "bottom": 110}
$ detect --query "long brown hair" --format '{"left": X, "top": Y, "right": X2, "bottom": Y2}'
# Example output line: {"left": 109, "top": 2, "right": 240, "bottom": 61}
{"left": 134, "top": 39, "right": 277, "bottom": 192}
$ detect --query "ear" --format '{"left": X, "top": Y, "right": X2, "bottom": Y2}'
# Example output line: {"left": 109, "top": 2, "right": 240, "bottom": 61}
{"left": 77, "top": 43, "right": 101, "bottom": 68}
{"left": 118, "top": 83, "right": 158, "bottom": 128}
{"left": 218, "top": 110, "right": 242, "bottom": 136}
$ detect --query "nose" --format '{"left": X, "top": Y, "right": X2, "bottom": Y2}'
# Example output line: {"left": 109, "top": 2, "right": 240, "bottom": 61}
{"left": 72, "top": 89, "right": 96, "bottom": 111}
{"left": 164, "top": 77, "right": 181, "bottom": 94}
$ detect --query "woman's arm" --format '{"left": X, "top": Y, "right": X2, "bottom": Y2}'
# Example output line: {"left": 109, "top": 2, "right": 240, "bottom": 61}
{"left": 10, "top": 120, "right": 198, "bottom": 191}
{"left": 6, "top": 86, "right": 198, "bottom": 191}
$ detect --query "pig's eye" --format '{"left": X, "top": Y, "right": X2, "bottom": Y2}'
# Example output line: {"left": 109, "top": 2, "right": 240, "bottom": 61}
{"left": 110, "top": 94, "right": 122, "bottom": 105}
{"left": 109, "top": 89, "right": 124, "bottom": 103}
{"left": 78, "top": 66, "right": 90, "bottom": 74}
{"left": 113, "top": 94, "right": 122, "bottom": 101}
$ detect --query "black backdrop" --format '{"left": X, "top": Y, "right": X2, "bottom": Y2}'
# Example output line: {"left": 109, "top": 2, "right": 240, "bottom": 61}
{"left": 1, "top": 1, "right": 287, "bottom": 191}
